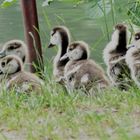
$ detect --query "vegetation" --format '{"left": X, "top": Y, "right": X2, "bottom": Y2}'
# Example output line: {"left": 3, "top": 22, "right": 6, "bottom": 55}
{"left": 0, "top": 82, "right": 140, "bottom": 139}
{"left": 0, "top": 0, "right": 140, "bottom": 140}
{"left": 0, "top": 0, "right": 17, "bottom": 8}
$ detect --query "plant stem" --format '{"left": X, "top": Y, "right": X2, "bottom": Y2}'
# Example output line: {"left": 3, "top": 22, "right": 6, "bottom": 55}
{"left": 102, "top": 0, "right": 110, "bottom": 41}
{"left": 110, "top": 0, "right": 116, "bottom": 25}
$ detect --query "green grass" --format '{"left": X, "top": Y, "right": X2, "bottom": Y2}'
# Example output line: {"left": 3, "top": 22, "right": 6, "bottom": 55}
{"left": 0, "top": 74, "right": 140, "bottom": 140}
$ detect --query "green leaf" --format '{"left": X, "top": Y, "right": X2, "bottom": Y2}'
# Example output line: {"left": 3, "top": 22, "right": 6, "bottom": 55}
{"left": 85, "top": 0, "right": 113, "bottom": 19}
{"left": 127, "top": 1, "right": 140, "bottom": 26}
{"left": 0, "top": 0, "right": 17, "bottom": 8}
{"left": 42, "top": 0, "right": 54, "bottom": 7}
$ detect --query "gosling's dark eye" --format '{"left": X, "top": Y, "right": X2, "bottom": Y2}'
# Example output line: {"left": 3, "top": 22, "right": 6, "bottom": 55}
{"left": 69, "top": 48, "right": 73, "bottom": 51}
{"left": 1, "top": 62, "right": 5, "bottom": 67}
{"left": 135, "top": 35, "right": 140, "bottom": 40}
{"left": 8, "top": 46, "right": 14, "bottom": 50}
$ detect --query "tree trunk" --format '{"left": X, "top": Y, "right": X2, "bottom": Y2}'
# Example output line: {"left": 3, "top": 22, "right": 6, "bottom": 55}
{"left": 20, "top": 0, "right": 43, "bottom": 73}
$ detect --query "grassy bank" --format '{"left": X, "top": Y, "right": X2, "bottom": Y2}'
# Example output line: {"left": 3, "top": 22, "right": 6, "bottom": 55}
{"left": 0, "top": 78, "right": 140, "bottom": 140}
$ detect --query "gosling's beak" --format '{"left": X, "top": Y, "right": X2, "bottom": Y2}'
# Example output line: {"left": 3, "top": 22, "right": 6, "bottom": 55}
{"left": 128, "top": 45, "right": 135, "bottom": 50}
{"left": 60, "top": 53, "right": 68, "bottom": 61}
{"left": 48, "top": 43, "right": 55, "bottom": 48}
{"left": 0, "top": 50, "right": 6, "bottom": 58}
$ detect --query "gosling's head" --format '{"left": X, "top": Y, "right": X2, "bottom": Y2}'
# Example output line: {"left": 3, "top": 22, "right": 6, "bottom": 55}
{"left": 0, "top": 55, "right": 23, "bottom": 75}
{"left": 115, "top": 24, "right": 126, "bottom": 32}
{"left": 129, "top": 32, "right": 140, "bottom": 48}
{"left": 60, "top": 41, "right": 90, "bottom": 61}
{"left": 112, "top": 23, "right": 127, "bottom": 41}
{"left": 48, "top": 26, "right": 70, "bottom": 48}
{"left": 0, "top": 40, "right": 28, "bottom": 63}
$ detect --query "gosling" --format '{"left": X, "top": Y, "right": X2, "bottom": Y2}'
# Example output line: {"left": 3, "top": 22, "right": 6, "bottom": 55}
{"left": 48, "top": 26, "right": 70, "bottom": 84}
{"left": 0, "top": 55, "right": 43, "bottom": 93}
{"left": 125, "top": 32, "right": 140, "bottom": 87}
{"left": 60, "top": 41, "right": 110, "bottom": 93}
{"left": 0, "top": 39, "right": 28, "bottom": 63}
{"left": 103, "top": 23, "right": 131, "bottom": 89}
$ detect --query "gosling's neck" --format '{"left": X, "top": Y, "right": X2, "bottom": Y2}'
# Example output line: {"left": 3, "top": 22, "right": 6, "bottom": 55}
{"left": 116, "top": 31, "right": 127, "bottom": 54}
{"left": 56, "top": 37, "right": 69, "bottom": 66}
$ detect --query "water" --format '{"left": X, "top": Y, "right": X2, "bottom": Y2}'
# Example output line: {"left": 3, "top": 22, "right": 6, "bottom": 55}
{"left": 0, "top": 1, "right": 111, "bottom": 66}
{"left": 0, "top": 4, "right": 23, "bottom": 42}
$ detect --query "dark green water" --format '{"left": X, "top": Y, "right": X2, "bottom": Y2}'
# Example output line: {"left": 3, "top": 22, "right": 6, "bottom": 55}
{"left": 0, "top": 1, "right": 112, "bottom": 65}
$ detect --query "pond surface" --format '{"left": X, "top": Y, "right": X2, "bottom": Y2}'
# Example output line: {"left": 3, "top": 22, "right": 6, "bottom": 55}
{"left": 0, "top": 1, "right": 114, "bottom": 65}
